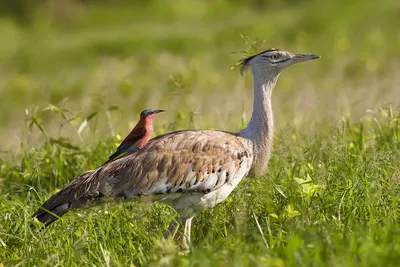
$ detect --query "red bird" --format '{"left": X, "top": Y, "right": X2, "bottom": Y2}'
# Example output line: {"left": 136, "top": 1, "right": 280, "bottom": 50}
{"left": 106, "top": 109, "right": 165, "bottom": 163}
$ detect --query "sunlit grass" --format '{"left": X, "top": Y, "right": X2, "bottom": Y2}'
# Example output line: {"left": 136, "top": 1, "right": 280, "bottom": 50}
{"left": 1, "top": 107, "right": 399, "bottom": 266}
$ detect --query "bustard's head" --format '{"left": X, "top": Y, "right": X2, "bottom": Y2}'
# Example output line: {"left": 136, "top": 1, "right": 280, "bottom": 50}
{"left": 239, "top": 48, "right": 319, "bottom": 76}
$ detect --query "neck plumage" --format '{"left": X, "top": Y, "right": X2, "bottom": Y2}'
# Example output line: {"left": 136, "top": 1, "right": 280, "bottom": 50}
{"left": 239, "top": 68, "right": 279, "bottom": 177}
{"left": 137, "top": 120, "right": 153, "bottom": 148}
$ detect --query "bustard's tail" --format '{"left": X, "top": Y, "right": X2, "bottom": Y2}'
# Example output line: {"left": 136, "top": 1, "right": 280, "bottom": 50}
{"left": 33, "top": 170, "right": 100, "bottom": 226}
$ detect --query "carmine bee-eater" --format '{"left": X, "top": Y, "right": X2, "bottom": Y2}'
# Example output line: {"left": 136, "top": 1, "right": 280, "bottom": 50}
{"left": 106, "top": 109, "right": 165, "bottom": 163}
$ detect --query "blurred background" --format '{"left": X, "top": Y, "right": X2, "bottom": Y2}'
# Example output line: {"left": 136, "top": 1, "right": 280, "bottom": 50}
{"left": 0, "top": 0, "right": 399, "bottom": 156}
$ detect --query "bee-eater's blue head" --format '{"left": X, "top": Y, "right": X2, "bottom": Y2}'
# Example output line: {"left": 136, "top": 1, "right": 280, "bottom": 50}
{"left": 140, "top": 109, "right": 165, "bottom": 118}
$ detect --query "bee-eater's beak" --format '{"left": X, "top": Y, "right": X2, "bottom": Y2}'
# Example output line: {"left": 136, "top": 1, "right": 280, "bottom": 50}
{"left": 152, "top": 109, "right": 165, "bottom": 114}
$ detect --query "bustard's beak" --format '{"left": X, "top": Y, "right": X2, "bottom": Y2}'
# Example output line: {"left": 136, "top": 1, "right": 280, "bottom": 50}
{"left": 152, "top": 109, "right": 165, "bottom": 114}
{"left": 292, "top": 53, "right": 320, "bottom": 63}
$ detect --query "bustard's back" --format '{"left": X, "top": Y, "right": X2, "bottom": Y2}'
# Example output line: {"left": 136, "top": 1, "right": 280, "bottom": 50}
{"left": 33, "top": 48, "right": 319, "bottom": 248}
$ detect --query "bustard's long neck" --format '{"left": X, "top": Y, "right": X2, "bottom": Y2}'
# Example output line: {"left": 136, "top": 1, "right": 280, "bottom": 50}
{"left": 239, "top": 68, "right": 279, "bottom": 177}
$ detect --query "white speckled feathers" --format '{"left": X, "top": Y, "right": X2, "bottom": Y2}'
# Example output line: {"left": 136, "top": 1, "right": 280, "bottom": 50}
{"left": 35, "top": 130, "right": 253, "bottom": 221}
{"left": 95, "top": 130, "right": 252, "bottom": 199}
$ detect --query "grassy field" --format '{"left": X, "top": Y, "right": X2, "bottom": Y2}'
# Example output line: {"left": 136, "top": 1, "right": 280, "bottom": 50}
{"left": 1, "top": 0, "right": 400, "bottom": 266}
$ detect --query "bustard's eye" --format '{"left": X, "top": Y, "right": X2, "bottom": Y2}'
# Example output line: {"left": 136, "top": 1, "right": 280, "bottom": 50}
{"left": 271, "top": 54, "right": 279, "bottom": 60}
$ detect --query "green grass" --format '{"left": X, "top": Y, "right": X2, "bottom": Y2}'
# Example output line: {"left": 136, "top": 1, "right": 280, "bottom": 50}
{"left": 1, "top": 0, "right": 400, "bottom": 266}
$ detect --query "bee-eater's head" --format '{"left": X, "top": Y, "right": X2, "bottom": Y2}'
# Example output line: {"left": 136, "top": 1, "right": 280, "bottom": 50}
{"left": 140, "top": 109, "right": 165, "bottom": 121}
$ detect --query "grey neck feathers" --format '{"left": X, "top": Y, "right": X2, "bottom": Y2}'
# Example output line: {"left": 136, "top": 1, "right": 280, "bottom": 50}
{"left": 239, "top": 68, "right": 279, "bottom": 177}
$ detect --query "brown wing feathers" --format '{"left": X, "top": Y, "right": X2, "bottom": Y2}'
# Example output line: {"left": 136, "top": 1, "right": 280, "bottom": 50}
{"left": 33, "top": 130, "right": 251, "bottom": 226}
{"left": 104, "top": 130, "right": 250, "bottom": 196}
{"left": 33, "top": 170, "right": 100, "bottom": 226}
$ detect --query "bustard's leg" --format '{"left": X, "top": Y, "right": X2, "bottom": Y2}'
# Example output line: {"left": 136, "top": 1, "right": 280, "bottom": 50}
{"left": 182, "top": 216, "right": 194, "bottom": 249}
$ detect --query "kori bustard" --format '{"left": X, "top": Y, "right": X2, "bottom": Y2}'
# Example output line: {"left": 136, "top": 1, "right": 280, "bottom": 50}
{"left": 33, "top": 48, "right": 319, "bottom": 248}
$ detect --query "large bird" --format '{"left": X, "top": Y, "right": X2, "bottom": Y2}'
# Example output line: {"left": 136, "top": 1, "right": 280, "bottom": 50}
{"left": 33, "top": 49, "right": 319, "bottom": 248}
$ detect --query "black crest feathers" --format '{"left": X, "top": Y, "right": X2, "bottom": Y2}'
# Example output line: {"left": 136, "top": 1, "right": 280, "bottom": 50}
{"left": 237, "top": 48, "right": 278, "bottom": 75}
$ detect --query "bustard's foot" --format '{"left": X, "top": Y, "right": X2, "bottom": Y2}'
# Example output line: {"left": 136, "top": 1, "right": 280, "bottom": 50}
{"left": 178, "top": 249, "right": 190, "bottom": 256}
{"left": 164, "top": 217, "right": 181, "bottom": 239}
{"left": 164, "top": 216, "right": 194, "bottom": 251}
